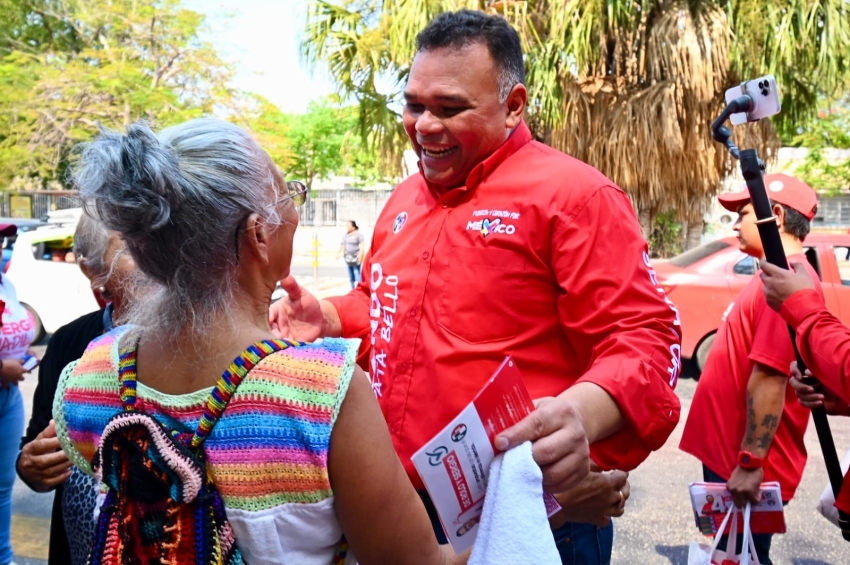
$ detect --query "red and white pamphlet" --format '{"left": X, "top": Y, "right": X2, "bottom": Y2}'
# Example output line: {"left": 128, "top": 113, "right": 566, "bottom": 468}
{"left": 689, "top": 482, "right": 786, "bottom": 535}
{"left": 411, "top": 357, "right": 561, "bottom": 553}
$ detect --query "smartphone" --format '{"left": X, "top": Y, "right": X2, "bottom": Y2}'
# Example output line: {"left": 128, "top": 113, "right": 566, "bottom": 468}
{"left": 22, "top": 355, "right": 38, "bottom": 372}
{"left": 725, "top": 75, "right": 781, "bottom": 125}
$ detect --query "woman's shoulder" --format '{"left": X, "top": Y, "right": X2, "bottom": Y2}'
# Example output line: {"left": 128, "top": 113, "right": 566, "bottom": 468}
{"left": 236, "top": 338, "right": 360, "bottom": 415}
{"left": 264, "top": 337, "right": 359, "bottom": 376}
{"left": 54, "top": 327, "right": 134, "bottom": 474}
{"left": 68, "top": 325, "right": 134, "bottom": 384}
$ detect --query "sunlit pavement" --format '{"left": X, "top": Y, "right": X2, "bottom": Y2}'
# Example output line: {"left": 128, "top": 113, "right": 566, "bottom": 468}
{"left": 11, "top": 344, "right": 50, "bottom": 565}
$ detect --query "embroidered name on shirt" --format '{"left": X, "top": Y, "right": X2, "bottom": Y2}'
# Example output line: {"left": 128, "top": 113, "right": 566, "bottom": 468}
{"left": 472, "top": 209, "right": 520, "bottom": 219}
{"left": 369, "top": 262, "right": 399, "bottom": 397}
{"left": 643, "top": 251, "right": 682, "bottom": 387}
{"left": 466, "top": 219, "right": 517, "bottom": 236}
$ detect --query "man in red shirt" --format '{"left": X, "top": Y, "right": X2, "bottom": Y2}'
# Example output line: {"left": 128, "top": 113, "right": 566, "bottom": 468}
{"left": 680, "top": 174, "right": 822, "bottom": 565}
{"left": 761, "top": 258, "right": 850, "bottom": 518}
{"left": 270, "top": 10, "right": 681, "bottom": 562}
{"left": 762, "top": 259, "right": 850, "bottom": 409}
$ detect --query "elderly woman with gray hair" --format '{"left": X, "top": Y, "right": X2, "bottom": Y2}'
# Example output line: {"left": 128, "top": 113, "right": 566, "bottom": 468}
{"left": 51, "top": 118, "right": 467, "bottom": 565}
{"left": 17, "top": 213, "right": 136, "bottom": 565}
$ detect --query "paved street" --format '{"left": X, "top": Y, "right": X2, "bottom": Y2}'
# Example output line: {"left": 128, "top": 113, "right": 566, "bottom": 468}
{"left": 612, "top": 369, "right": 850, "bottom": 564}
{"left": 9, "top": 339, "right": 850, "bottom": 564}
{"left": 11, "top": 344, "right": 53, "bottom": 565}
{"left": 290, "top": 263, "right": 350, "bottom": 281}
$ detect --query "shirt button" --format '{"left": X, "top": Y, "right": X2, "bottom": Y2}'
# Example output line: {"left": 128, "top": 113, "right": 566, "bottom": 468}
{"left": 398, "top": 362, "right": 408, "bottom": 373}
{"left": 422, "top": 252, "right": 429, "bottom": 260}
{"left": 410, "top": 307, "right": 418, "bottom": 317}
{"left": 442, "top": 203, "right": 448, "bottom": 208}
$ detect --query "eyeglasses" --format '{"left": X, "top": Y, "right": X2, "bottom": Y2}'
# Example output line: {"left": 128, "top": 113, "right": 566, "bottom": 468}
{"left": 279, "top": 180, "right": 308, "bottom": 207}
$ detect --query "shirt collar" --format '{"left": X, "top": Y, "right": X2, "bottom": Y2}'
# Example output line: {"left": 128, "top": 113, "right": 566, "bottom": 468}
{"left": 417, "top": 120, "right": 533, "bottom": 195}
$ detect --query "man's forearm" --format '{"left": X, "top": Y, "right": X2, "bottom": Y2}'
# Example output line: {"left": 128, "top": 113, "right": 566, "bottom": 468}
{"left": 742, "top": 364, "right": 787, "bottom": 458}
{"left": 558, "top": 382, "right": 625, "bottom": 444}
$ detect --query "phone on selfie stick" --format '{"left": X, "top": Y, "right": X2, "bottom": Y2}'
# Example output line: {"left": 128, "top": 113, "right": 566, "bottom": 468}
{"left": 712, "top": 75, "right": 850, "bottom": 542}
{"left": 724, "top": 76, "right": 782, "bottom": 125}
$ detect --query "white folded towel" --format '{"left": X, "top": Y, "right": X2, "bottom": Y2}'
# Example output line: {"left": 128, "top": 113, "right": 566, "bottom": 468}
{"left": 468, "top": 441, "right": 561, "bottom": 565}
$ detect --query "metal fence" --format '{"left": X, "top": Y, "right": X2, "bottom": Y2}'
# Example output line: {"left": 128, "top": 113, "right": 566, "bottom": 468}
{"left": 813, "top": 195, "right": 850, "bottom": 229}
{"left": 9, "top": 188, "right": 850, "bottom": 232}
{"left": 0, "top": 190, "right": 81, "bottom": 219}
{"left": 0, "top": 189, "right": 395, "bottom": 227}
{"left": 299, "top": 189, "right": 394, "bottom": 227}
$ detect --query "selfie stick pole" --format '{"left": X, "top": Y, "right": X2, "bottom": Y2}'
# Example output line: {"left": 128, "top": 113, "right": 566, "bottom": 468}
{"left": 712, "top": 98, "right": 850, "bottom": 541}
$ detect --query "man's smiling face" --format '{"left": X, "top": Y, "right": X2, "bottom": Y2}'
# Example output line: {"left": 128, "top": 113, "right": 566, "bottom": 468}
{"left": 402, "top": 42, "right": 516, "bottom": 190}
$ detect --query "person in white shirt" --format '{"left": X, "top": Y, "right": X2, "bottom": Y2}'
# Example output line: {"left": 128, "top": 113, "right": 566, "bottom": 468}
{"left": 0, "top": 223, "right": 39, "bottom": 565}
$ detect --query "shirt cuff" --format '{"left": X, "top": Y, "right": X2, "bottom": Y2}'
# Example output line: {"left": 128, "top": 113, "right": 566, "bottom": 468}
{"left": 779, "top": 289, "right": 825, "bottom": 328}
{"left": 577, "top": 357, "right": 680, "bottom": 471}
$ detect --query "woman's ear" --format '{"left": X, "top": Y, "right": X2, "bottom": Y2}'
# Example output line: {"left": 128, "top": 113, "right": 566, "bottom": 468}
{"left": 243, "top": 213, "right": 270, "bottom": 265}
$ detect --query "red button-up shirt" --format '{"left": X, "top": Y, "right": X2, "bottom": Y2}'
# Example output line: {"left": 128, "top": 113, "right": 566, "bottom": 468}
{"left": 327, "top": 122, "right": 682, "bottom": 488}
{"left": 779, "top": 289, "right": 850, "bottom": 513}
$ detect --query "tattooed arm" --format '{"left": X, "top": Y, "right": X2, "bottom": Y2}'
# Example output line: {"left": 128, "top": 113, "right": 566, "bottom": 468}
{"left": 727, "top": 362, "right": 786, "bottom": 508}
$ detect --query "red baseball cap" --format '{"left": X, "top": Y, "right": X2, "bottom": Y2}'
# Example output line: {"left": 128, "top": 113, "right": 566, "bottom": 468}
{"left": 0, "top": 224, "right": 17, "bottom": 238}
{"left": 718, "top": 173, "right": 818, "bottom": 220}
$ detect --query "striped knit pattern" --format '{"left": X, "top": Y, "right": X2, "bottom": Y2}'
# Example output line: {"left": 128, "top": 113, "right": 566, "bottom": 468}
{"left": 54, "top": 327, "right": 359, "bottom": 513}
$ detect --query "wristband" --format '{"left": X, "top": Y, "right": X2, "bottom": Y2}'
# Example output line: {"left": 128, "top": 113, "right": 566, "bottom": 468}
{"left": 738, "top": 450, "right": 764, "bottom": 470}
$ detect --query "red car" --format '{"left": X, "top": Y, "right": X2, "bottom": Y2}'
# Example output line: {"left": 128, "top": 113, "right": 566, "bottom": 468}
{"left": 654, "top": 233, "right": 850, "bottom": 375}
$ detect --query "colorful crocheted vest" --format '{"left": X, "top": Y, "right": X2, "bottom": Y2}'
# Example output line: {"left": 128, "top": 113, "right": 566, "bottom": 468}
{"left": 88, "top": 336, "right": 303, "bottom": 565}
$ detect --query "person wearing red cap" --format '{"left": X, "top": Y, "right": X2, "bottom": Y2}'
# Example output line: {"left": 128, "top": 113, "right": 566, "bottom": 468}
{"left": 680, "top": 174, "right": 822, "bottom": 565}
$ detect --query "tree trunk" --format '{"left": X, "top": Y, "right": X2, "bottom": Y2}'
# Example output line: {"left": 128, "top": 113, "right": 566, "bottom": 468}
{"left": 683, "top": 204, "right": 706, "bottom": 250}
{"left": 684, "top": 219, "right": 704, "bottom": 250}
{"left": 638, "top": 205, "right": 656, "bottom": 241}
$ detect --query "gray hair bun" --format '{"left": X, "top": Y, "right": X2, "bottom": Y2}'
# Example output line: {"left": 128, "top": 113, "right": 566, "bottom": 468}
{"left": 72, "top": 118, "right": 283, "bottom": 339}
{"left": 77, "top": 122, "right": 183, "bottom": 242}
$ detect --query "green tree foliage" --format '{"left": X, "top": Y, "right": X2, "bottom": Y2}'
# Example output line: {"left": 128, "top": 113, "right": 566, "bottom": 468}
{"left": 0, "top": 0, "right": 235, "bottom": 186}
{"left": 302, "top": 0, "right": 850, "bottom": 242}
{"left": 788, "top": 97, "right": 850, "bottom": 195}
{"left": 244, "top": 95, "right": 390, "bottom": 188}
{"left": 648, "top": 211, "right": 683, "bottom": 259}
{"left": 280, "top": 98, "right": 350, "bottom": 189}
{"left": 239, "top": 94, "right": 296, "bottom": 172}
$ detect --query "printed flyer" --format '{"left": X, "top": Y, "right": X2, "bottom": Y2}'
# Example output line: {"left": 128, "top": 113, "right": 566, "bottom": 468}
{"left": 689, "top": 482, "right": 786, "bottom": 535}
{"left": 411, "top": 357, "right": 560, "bottom": 552}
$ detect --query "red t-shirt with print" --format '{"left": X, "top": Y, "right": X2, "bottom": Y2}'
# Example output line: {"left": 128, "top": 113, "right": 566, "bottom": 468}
{"left": 681, "top": 255, "right": 821, "bottom": 501}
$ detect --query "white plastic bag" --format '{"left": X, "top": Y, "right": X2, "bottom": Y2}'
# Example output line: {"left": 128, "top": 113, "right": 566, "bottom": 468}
{"left": 816, "top": 447, "right": 850, "bottom": 527}
{"left": 688, "top": 504, "right": 760, "bottom": 565}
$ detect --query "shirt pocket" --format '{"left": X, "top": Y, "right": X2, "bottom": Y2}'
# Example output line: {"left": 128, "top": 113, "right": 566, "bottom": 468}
{"left": 438, "top": 245, "right": 527, "bottom": 344}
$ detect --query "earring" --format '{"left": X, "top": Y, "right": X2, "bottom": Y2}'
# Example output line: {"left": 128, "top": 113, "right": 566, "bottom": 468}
{"left": 98, "top": 286, "right": 107, "bottom": 295}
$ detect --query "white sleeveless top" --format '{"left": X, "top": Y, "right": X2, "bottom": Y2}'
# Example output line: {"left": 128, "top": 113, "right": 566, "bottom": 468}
{"left": 0, "top": 275, "right": 36, "bottom": 359}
